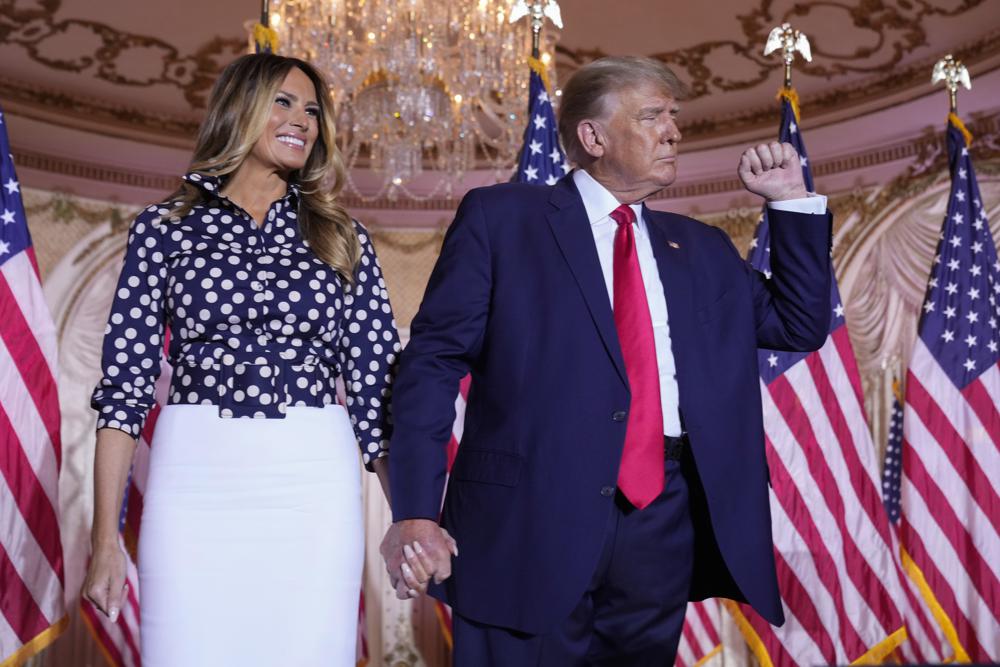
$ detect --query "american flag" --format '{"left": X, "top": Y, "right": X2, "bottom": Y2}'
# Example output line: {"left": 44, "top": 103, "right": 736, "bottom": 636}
{"left": 882, "top": 387, "right": 905, "bottom": 524}
{"left": 0, "top": 105, "right": 67, "bottom": 665}
{"left": 513, "top": 57, "right": 568, "bottom": 185}
{"left": 881, "top": 380, "right": 958, "bottom": 663}
{"left": 725, "top": 95, "right": 909, "bottom": 665}
{"left": 899, "top": 118, "right": 1000, "bottom": 661}
{"left": 675, "top": 600, "right": 722, "bottom": 667}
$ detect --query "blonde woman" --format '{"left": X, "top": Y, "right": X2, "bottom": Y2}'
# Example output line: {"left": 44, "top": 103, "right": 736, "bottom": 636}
{"left": 82, "top": 53, "right": 400, "bottom": 665}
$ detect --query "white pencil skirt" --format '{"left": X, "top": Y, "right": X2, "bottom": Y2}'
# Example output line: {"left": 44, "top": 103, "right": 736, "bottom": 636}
{"left": 137, "top": 404, "right": 364, "bottom": 667}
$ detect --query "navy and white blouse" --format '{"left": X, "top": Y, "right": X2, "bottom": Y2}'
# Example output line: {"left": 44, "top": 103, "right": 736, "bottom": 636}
{"left": 91, "top": 172, "right": 400, "bottom": 468}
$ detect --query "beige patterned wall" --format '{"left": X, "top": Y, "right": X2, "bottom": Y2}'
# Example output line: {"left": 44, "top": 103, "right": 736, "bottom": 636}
{"left": 22, "top": 133, "right": 1000, "bottom": 665}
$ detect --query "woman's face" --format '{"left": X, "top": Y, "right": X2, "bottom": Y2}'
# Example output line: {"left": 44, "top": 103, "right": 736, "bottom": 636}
{"left": 249, "top": 67, "right": 321, "bottom": 174}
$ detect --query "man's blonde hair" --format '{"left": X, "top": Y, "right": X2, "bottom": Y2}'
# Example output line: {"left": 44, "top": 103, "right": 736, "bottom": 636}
{"left": 558, "top": 56, "right": 688, "bottom": 165}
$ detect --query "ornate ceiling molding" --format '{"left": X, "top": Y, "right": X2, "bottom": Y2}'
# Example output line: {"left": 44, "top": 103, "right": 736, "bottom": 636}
{"left": 669, "top": 31, "right": 1000, "bottom": 143}
{"left": 2, "top": 0, "right": 997, "bottom": 149}
{"left": 0, "top": 74, "right": 201, "bottom": 146}
{"left": 558, "top": 0, "right": 991, "bottom": 98}
{"left": 14, "top": 146, "right": 180, "bottom": 192}
{"left": 556, "top": 1, "right": 1000, "bottom": 143}
{"left": 0, "top": 0, "right": 244, "bottom": 109}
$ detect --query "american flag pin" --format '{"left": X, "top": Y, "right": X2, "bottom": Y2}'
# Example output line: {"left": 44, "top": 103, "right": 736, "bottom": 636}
{"left": 668, "top": 240, "right": 681, "bottom": 249}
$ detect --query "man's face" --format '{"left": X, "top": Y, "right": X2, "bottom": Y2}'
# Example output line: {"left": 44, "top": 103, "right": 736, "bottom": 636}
{"left": 594, "top": 82, "right": 682, "bottom": 197}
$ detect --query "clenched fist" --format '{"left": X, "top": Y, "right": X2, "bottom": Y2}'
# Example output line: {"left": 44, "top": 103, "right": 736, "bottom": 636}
{"left": 738, "top": 142, "right": 809, "bottom": 202}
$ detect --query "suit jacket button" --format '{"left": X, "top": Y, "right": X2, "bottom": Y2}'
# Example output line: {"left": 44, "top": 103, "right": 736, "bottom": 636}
{"left": 612, "top": 410, "right": 626, "bottom": 422}
{"left": 600, "top": 486, "right": 615, "bottom": 497}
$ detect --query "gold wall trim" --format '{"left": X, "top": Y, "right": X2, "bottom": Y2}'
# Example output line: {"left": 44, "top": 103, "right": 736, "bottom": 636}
{"left": 13, "top": 112, "right": 1000, "bottom": 210}
{"left": 0, "top": 74, "right": 201, "bottom": 147}
{"left": 14, "top": 147, "right": 182, "bottom": 192}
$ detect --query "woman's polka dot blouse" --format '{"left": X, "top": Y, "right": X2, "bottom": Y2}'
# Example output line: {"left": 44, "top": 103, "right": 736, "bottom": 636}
{"left": 91, "top": 172, "right": 400, "bottom": 468}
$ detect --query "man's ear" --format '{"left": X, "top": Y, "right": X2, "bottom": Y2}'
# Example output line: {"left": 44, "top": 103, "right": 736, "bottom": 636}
{"left": 576, "top": 119, "right": 606, "bottom": 159}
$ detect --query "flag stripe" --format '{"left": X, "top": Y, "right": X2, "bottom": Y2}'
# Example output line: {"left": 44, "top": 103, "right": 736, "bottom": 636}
{"left": 688, "top": 605, "right": 713, "bottom": 655}
{"left": 0, "top": 334, "right": 58, "bottom": 513}
{"left": 769, "top": 375, "right": 882, "bottom": 656}
{"left": 907, "top": 372, "right": 1000, "bottom": 532}
{"left": 977, "top": 362, "right": 1000, "bottom": 407}
{"left": 893, "top": 542, "right": 938, "bottom": 663}
{"left": 0, "top": 264, "right": 61, "bottom": 463}
{"left": 0, "top": 254, "right": 58, "bottom": 373}
{"left": 0, "top": 610, "right": 23, "bottom": 662}
{"left": 900, "top": 511, "right": 988, "bottom": 659}
{"left": 0, "top": 475, "right": 62, "bottom": 624}
{"left": 677, "top": 627, "right": 698, "bottom": 667}
{"left": 909, "top": 343, "right": 1000, "bottom": 504}
{"left": 906, "top": 374, "right": 1000, "bottom": 560}
{"left": 961, "top": 374, "right": 1000, "bottom": 458}
{"left": 81, "top": 603, "right": 128, "bottom": 667}
{"left": 0, "top": 404, "right": 62, "bottom": 575}
{"left": 828, "top": 319, "right": 867, "bottom": 416}
{"left": 0, "top": 544, "right": 49, "bottom": 644}
{"left": 762, "top": 447, "right": 842, "bottom": 663}
{"left": 0, "top": 103, "right": 66, "bottom": 666}
{"left": 741, "top": 581, "right": 806, "bottom": 667}
{"left": 118, "top": 593, "right": 141, "bottom": 665}
{"left": 902, "top": 432, "right": 1000, "bottom": 626}
{"left": 819, "top": 332, "right": 894, "bottom": 542}
{"left": 799, "top": 349, "right": 908, "bottom": 627}
{"left": 899, "top": 570, "right": 937, "bottom": 662}
{"left": 693, "top": 601, "right": 720, "bottom": 647}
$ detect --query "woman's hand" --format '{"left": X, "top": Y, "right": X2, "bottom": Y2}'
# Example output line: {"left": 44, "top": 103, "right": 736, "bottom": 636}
{"left": 83, "top": 542, "right": 128, "bottom": 622}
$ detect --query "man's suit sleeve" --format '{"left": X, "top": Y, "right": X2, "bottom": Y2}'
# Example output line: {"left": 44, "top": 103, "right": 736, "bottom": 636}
{"left": 389, "top": 189, "right": 492, "bottom": 522}
{"left": 717, "top": 208, "right": 833, "bottom": 352}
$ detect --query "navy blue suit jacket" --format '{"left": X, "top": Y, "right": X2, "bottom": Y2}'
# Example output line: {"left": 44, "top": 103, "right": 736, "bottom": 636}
{"left": 390, "top": 175, "right": 832, "bottom": 634}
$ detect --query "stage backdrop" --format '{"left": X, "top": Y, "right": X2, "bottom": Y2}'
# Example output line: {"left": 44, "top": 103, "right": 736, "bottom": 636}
{"left": 20, "top": 121, "right": 1000, "bottom": 666}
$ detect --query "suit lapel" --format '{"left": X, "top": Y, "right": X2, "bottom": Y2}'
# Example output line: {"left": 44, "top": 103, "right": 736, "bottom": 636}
{"left": 546, "top": 179, "right": 629, "bottom": 388}
{"left": 643, "top": 205, "right": 695, "bottom": 369}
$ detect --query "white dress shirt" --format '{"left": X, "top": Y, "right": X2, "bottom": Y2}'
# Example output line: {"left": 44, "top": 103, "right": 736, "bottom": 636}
{"left": 572, "top": 168, "right": 827, "bottom": 437}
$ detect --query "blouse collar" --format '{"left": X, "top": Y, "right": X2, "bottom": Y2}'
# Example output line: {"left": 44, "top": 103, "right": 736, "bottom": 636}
{"left": 183, "top": 171, "right": 301, "bottom": 206}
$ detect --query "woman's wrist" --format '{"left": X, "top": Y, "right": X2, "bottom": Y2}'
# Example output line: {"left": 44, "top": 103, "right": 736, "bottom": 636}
{"left": 91, "top": 532, "right": 120, "bottom": 553}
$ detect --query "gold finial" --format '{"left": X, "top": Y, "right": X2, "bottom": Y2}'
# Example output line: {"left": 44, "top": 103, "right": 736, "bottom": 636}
{"left": 932, "top": 54, "right": 972, "bottom": 115}
{"left": 763, "top": 22, "right": 812, "bottom": 89}
{"left": 509, "top": 1, "right": 563, "bottom": 58}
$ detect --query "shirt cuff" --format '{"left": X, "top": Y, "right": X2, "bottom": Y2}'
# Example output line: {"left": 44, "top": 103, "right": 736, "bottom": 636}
{"left": 766, "top": 194, "right": 827, "bottom": 215}
{"left": 363, "top": 446, "right": 389, "bottom": 472}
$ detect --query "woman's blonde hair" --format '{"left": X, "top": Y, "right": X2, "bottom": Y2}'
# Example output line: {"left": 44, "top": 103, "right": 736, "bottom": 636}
{"left": 169, "top": 53, "right": 360, "bottom": 282}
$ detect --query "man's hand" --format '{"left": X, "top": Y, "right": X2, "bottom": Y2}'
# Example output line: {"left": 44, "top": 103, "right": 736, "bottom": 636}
{"left": 380, "top": 518, "right": 458, "bottom": 600}
{"left": 738, "top": 142, "right": 809, "bottom": 202}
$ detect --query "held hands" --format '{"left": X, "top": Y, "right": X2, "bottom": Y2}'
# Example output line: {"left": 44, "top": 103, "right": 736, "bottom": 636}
{"left": 738, "top": 142, "right": 809, "bottom": 202}
{"left": 380, "top": 518, "right": 459, "bottom": 600}
{"left": 83, "top": 542, "right": 128, "bottom": 622}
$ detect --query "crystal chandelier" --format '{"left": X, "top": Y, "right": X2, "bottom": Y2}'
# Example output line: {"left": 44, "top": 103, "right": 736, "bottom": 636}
{"left": 269, "top": 0, "right": 560, "bottom": 200}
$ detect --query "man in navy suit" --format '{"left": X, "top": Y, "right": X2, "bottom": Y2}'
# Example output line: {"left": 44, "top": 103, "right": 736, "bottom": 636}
{"left": 381, "top": 56, "right": 831, "bottom": 665}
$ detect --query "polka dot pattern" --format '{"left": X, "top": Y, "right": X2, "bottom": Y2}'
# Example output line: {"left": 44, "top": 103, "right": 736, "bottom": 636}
{"left": 91, "top": 172, "right": 400, "bottom": 468}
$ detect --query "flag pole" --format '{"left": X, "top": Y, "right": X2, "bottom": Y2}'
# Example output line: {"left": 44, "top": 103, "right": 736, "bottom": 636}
{"left": 253, "top": 0, "right": 279, "bottom": 54}
{"left": 509, "top": 2, "right": 564, "bottom": 82}
{"left": 932, "top": 54, "right": 973, "bottom": 145}
{"left": 763, "top": 22, "right": 812, "bottom": 121}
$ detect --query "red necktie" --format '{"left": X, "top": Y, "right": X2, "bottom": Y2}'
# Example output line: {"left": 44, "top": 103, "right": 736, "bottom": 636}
{"left": 610, "top": 204, "right": 664, "bottom": 510}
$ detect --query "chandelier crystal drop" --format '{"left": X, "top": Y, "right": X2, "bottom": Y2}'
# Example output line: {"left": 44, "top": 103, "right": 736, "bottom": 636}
{"left": 270, "top": 0, "right": 560, "bottom": 200}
